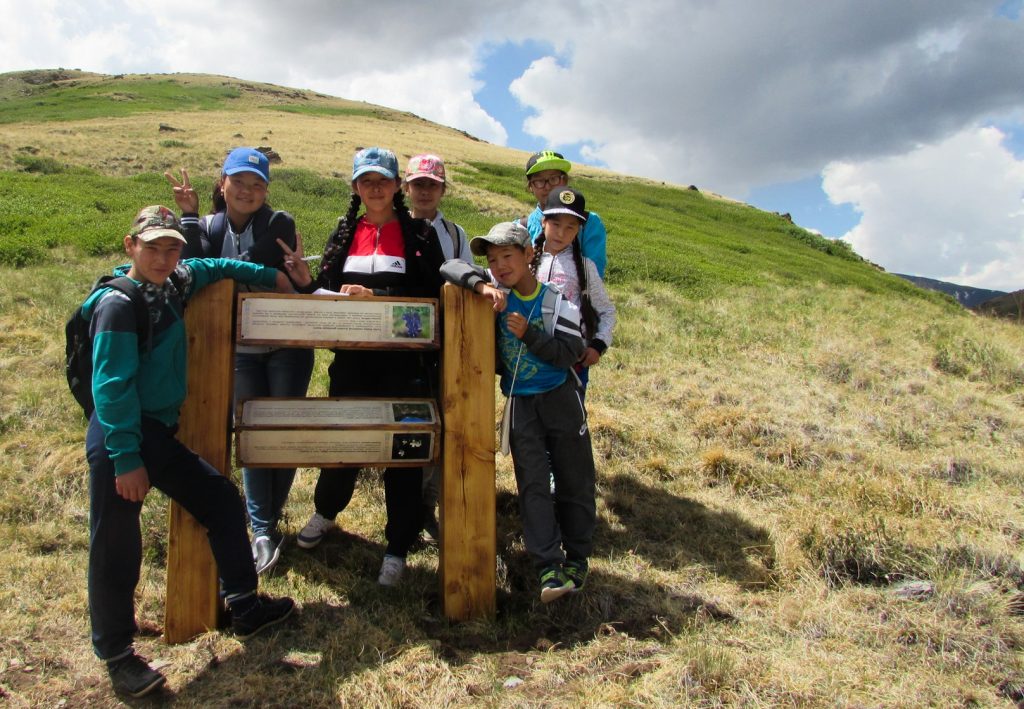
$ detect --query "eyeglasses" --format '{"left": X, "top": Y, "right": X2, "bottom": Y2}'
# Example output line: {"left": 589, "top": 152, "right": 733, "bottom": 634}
{"left": 528, "top": 175, "right": 565, "bottom": 189}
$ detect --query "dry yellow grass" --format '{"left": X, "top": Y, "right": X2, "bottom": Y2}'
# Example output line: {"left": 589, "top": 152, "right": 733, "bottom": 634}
{"left": 1, "top": 71, "right": 1023, "bottom": 706}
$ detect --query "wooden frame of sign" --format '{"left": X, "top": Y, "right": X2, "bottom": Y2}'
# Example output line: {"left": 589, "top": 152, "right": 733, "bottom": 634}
{"left": 165, "top": 284, "right": 496, "bottom": 642}
{"left": 237, "top": 292, "right": 439, "bottom": 349}
{"left": 164, "top": 279, "right": 234, "bottom": 643}
{"left": 236, "top": 397, "right": 440, "bottom": 467}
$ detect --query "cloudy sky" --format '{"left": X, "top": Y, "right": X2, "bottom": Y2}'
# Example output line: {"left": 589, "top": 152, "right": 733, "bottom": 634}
{"left": 2, "top": 0, "right": 1022, "bottom": 291}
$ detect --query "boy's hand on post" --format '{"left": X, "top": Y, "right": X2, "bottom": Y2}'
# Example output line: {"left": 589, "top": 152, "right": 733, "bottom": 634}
{"left": 164, "top": 168, "right": 199, "bottom": 214}
{"left": 116, "top": 466, "right": 151, "bottom": 502}
{"left": 474, "top": 282, "right": 507, "bottom": 312}
{"left": 278, "top": 232, "right": 313, "bottom": 289}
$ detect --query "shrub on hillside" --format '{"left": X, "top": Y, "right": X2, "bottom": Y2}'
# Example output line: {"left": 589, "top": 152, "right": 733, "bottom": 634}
{"left": 14, "top": 154, "right": 64, "bottom": 174}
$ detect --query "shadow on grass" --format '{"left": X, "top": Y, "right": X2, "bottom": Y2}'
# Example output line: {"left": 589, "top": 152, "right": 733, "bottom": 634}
{"left": 599, "top": 474, "right": 776, "bottom": 586}
{"left": 165, "top": 475, "right": 773, "bottom": 699}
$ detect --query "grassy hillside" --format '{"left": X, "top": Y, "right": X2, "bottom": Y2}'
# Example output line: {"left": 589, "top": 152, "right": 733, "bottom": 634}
{"left": 1, "top": 71, "right": 1023, "bottom": 707}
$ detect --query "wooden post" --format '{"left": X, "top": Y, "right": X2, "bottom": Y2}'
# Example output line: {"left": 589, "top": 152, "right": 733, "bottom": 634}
{"left": 440, "top": 283, "right": 496, "bottom": 620}
{"left": 164, "top": 279, "right": 235, "bottom": 643}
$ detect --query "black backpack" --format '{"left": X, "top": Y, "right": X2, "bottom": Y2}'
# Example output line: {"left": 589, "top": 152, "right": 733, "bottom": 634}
{"left": 64, "top": 274, "right": 180, "bottom": 418}
{"left": 206, "top": 207, "right": 296, "bottom": 266}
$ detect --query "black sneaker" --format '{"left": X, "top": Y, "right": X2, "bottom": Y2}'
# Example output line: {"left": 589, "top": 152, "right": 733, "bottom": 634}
{"left": 107, "top": 652, "right": 166, "bottom": 698}
{"left": 564, "top": 558, "right": 588, "bottom": 592}
{"left": 539, "top": 565, "right": 573, "bottom": 604}
{"left": 252, "top": 535, "right": 280, "bottom": 576}
{"left": 421, "top": 506, "right": 440, "bottom": 544}
{"left": 230, "top": 594, "right": 296, "bottom": 639}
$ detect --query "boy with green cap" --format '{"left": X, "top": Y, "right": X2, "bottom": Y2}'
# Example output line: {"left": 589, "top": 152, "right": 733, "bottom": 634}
{"left": 522, "top": 150, "right": 608, "bottom": 278}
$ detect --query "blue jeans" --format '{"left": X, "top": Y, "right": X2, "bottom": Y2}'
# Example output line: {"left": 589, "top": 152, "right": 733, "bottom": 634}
{"left": 87, "top": 414, "right": 257, "bottom": 660}
{"left": 235, "top": 348, "right": 314, "bottom": 538}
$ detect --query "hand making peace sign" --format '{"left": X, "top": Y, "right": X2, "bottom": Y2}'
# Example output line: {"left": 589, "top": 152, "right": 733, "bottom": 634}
{"left": 277, "top": 232, "right": 314, "bottom": 289}
{"left": 164, "top": 168, "right": 200, "bottom": 214}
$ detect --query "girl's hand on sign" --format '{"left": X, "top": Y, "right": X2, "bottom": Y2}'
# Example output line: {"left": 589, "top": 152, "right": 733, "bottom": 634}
{"left": 164, "top": 168, "right": 200, "bottom": 213}
{"left": 339, "top": 284, "right": 373, "bottom": 297}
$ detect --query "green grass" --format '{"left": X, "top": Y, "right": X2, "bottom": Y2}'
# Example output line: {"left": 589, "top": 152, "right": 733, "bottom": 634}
{"left": 459, "top": 161, "right": 953, "bottom": 304}
{"left": 266, "top": 104, "right": 381, "bottom": 118}
{"left": 0, "top": 77, "right": 240, "bottom": 124}
{"left": 1, "top": 160, "right": 955, "bottom": 315}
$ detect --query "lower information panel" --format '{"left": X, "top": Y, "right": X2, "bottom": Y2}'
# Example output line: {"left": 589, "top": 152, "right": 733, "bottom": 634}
{"left": 235, "top": 397, "right": 440, "bottom": 467}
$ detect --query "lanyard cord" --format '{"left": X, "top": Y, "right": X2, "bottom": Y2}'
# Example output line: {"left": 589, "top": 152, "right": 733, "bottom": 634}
{"left": 506, "top": 292, "right": 541, "bottom": 396}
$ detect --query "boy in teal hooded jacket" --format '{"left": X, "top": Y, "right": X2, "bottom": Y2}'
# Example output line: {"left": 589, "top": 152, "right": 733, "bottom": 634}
{"left": 84, "top": 206, "right": 297, "bottom": 698}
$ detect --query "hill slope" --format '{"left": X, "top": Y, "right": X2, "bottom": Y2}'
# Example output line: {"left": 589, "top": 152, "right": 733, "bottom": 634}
{"left": 1, "top": 71, "right": 1023, "bottom": 707}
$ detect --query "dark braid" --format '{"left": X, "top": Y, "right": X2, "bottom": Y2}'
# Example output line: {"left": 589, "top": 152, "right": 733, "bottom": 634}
{"left": 393, "top": 190, "right": 420, "bottom": 255}
{"left": 572, "top": 236, "right": 600, "bottom": 338}
{"left": 317, "top": 192, "right": 362, "bottom": 290}
{"left": 530, "top": 232, "right": 547, "bottom": 276}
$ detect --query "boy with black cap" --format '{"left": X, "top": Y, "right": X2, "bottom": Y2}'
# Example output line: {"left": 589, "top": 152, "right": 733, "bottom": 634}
{"left": 523, "top": 150, "right": 608, "bottom": 278}
{"left": 440, "top": 222, "right": 597, "bottom": 603}
{"left": 82, "top": 206, "right": 298, "bottom": 697}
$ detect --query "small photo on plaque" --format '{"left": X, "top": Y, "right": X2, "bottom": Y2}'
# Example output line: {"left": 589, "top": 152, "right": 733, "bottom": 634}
{"left": 392, "top": 432, "right": 432, "bottom": 461}
{"left": 391, "top": 305, "right": 433, "bottom": 340}
{"left": 392, "top": 402, "right": 434, "bottom": 423}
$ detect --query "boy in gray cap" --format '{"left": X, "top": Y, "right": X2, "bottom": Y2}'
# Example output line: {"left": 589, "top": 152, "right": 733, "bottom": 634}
{"left": 81, "top": 206, "right": 299, "bottom": 697}
{"left": 440, "top": 222, "right": 597, "bottom": 603}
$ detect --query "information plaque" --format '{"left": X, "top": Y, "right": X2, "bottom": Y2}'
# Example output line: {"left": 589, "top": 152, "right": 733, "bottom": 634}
{"left": 236, "top": 398, "right": 439, "bottom": 467}
{"left": 237, "top": 293, "right": 438, "bottom": 349}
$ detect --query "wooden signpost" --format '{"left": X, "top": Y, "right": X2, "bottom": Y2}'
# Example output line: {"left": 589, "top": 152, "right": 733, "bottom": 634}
{"left": 165, "top": 283, "right": 496, "bottom": 643}
{"left": 164, "top": 279, "right": 234, "bottom": 643}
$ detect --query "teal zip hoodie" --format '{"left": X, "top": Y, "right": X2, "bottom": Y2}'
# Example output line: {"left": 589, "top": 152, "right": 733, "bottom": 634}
{"left": 82, "top": 257, "right": 278, "bottom": 475}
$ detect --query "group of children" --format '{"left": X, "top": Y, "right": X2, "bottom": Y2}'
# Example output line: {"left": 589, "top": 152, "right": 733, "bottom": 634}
{"left": 83, "top": 146, "right": 615, "bottom": 696}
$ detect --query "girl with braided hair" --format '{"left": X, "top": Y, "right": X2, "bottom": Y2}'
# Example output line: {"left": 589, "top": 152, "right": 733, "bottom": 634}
{"left": 293, "top": 147, "right": 446, "bottom": 586}
{"left": 532, "top": 187, "right": 616, "bottom": 398}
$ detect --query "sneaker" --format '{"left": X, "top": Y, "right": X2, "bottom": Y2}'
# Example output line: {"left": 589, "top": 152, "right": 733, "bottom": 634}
{"left": 539, "top": 565, "right": 573, "bottom": 604}
{"left": 252, "top": 535, "right": 280, "bottom": 576}
{"left": 421, "top": 506, "right": 440, "bottom": 544}
{"left": 564, "top": 558, "right": 588, "bottom": 592}
{"left": 230, "top": 594, "right": 296, "bottom": 639}
{"left": 106, "top": 652, "right": 166, "bottom": 698}
{"left": 297, "top": 512, "right": 335, "bottom": 549}
{"left": 378, "top": 554, "right": 406, "bottom": 586}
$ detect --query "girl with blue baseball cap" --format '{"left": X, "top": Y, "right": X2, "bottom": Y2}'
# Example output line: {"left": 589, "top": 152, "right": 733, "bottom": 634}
{"left": 164, "top": 148, "right": 314, "bottom": 577}
{"left": 288, "top": 147, "right": 446, "bottom": 587}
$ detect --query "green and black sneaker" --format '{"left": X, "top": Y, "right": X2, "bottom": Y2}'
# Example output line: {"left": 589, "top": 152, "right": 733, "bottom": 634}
{"left": 564, "top": 558, "right": 588, "bottom": 592}
{"left": 539, "top": 565, "right": 574, "bottom": 603}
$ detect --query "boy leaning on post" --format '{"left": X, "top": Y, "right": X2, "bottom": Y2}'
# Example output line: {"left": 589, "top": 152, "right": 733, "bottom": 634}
{"left": 440, "top": 222, "right": 597, "bottom": 603}
{"left": 82, "top": 206, "right": 298, "bottom": 698}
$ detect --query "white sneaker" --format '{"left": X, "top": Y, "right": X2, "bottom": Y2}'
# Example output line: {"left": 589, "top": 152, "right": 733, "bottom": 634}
{"left": 377, "top": 554, "right": 406, "bottom": 586}
{"left": 296, "top": 512, "right": 335, "bottom": 549}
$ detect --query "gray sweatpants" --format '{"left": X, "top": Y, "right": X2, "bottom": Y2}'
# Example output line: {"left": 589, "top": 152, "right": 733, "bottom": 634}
{"left": 509, "top": 377, "right": 596, "bottom": 570}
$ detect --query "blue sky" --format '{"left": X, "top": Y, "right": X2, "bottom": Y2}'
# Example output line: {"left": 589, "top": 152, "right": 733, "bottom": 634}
{"left": 1, "top": 0, "right": 1022, "bottom": 290}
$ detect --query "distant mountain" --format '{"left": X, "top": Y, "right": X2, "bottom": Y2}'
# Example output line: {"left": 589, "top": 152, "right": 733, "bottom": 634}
{"left": 973, "top": 290, "right": 1024, "bottom": 321}
{"left": 893, "top": 274, "right": 1006, "bottom": 308}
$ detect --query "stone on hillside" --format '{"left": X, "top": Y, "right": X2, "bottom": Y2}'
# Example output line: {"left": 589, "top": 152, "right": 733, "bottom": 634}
{"left": 158, "top": 123, "right": 182, "bottom": 132}
{"left": 891, "top": 580, "right": 934, "bottom": 600}
{"left": 257, "top": 146, "right": 282, "bottom": 164}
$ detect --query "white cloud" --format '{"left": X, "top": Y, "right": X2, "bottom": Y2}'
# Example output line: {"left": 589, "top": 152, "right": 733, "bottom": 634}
{"left": 824, "top": 127, "right": 1024, "bottom": 292}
